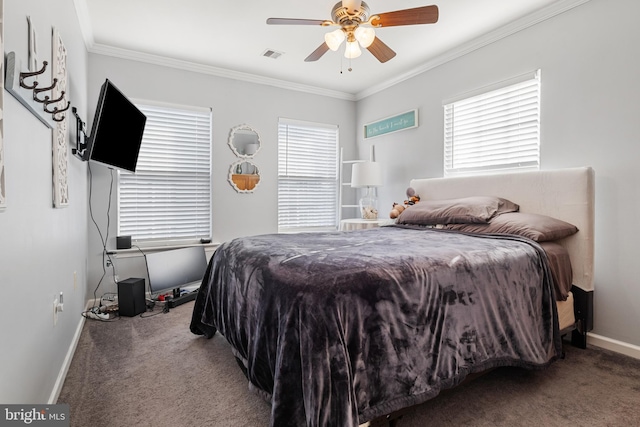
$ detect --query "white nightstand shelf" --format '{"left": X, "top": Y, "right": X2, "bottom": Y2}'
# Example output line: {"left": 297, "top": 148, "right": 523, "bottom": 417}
{"left": 339, "top": 218, "right": 395, "bottom": 231}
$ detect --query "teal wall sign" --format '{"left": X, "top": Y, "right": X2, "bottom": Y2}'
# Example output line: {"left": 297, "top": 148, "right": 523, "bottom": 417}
{"left": 364, "top": 109, "right": 418, "bottom": 139}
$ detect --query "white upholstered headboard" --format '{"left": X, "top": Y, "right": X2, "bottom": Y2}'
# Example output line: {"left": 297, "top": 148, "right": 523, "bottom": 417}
{"left": 410, "top": 167, "right": 595, "bottom": 291}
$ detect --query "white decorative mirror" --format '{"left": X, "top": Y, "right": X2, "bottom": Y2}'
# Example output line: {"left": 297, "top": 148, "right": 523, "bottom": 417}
{"left": 228, "top": 160, "right": 260, "bottom": 193}
{"left": 228, "top": 124, "right": 261, "bottom": 158}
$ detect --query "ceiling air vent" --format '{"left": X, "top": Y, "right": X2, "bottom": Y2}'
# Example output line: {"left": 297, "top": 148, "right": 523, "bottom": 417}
{"left": 262, "top": 49, "right": 284, "bottom": 60}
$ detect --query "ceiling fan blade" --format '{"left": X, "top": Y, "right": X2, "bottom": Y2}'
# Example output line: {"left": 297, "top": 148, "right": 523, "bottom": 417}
{"left": 266, "top": 18, "right": 328, "bottom": 26}
{"left": 371, "top": 5, "right": 439, "bottom": 27}
{"left": 366, "top": 37, "right": 396, "bottom": 63}
{"left": 305, "top": 43, "right": 331, "bottom": 62}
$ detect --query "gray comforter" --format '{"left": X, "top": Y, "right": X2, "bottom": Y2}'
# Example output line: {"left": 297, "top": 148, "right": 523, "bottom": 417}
{"left": 191, "top": 225, "right": 561, "bottom": 426}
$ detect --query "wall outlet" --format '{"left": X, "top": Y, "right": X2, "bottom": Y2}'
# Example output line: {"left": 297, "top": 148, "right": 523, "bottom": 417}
{"left": 53, "top": 293, "right": 64, "bottom": 326}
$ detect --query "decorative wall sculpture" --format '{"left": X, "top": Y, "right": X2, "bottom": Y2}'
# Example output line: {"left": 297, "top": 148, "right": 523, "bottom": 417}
{"left": 51, "top": 27, "right": 69, "bottom": 207}
{"left": 0, "top": 0, "right": 6, "bottom": 210}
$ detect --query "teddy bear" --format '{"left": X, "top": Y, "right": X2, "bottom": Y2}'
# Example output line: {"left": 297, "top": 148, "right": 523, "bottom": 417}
{"left": 390, "top": 187, "right": 420, "bottom": 218}
{"left": 404, "top": 187, "right": 421, "bottom": 206}
{"left": 389, "top": 203, "right": 405, "bottom": 219}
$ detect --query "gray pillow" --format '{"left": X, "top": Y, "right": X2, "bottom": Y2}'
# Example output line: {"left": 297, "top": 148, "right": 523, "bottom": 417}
{"left": 445, "top": 212, "right": 578, "bottom": 242}
{"left": 397, "top": 196, "right": 519, "bottom": 226}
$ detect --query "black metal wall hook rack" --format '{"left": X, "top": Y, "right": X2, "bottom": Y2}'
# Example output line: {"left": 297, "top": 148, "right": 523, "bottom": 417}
{"left": 5, "top": 52, "right": 71, "bottom": 125}
{"left": 44, "top": 91, "right": 71, "bottom": 122}
{"left": 33, "top": 78, "right": 58, "bottom": 103}
{"left": 51, "top": 102, "right": 71, "bottom": 122}
{"left": 19, "top": 60, "right": 48, "bottom": 90}
{"left": 43, "top": 90, "right": 66, "bottom": 110}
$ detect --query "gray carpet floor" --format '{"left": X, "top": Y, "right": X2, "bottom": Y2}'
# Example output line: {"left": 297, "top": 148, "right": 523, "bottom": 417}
{"left": 58, "top": 301, "right": 640, "bottom": 426}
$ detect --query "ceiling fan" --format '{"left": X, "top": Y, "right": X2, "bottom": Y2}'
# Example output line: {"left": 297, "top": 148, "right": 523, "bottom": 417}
{"left": 266, "top": 1, "right": 439, "bottom": 63}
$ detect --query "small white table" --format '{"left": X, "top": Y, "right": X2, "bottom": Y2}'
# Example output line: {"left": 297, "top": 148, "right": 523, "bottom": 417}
{"left": 339, "top": 218, "right": 395, "bottom": 231}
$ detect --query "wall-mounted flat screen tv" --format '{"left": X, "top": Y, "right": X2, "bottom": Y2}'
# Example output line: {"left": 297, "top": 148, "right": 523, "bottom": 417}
{"left": 83, "top": 79, "right": 146, "bottom": 173}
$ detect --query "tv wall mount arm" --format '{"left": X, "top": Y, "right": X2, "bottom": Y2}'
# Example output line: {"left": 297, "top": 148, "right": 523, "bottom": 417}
{"left": 72, "top": 107, "right": 88, "bottom": 160}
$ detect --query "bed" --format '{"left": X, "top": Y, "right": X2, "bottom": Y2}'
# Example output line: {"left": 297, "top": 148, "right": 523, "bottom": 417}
{"left": 409, "top": 167, "right": 595, "bottom": 348}
{"left": 190, "top": 167, "right": 595, "bottom": 427}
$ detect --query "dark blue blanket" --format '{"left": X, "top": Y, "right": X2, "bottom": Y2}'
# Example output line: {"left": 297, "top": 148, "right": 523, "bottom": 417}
{"left": 191, "top": 226, "right": 561, "bottom": 426}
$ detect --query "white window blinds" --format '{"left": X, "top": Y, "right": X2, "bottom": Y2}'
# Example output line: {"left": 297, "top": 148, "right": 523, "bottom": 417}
{"left": 118, "top": 103, "right": 212, "bottom": 243}
{"left": 278, "top": 119, "right": 339, "bottom": 231}
{"left": 444, "top": 71, "right": 541, "bottom": 177}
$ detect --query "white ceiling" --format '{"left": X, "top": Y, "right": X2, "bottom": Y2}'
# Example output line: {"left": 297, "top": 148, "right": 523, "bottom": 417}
{"left": 78, "top": 0, "right": 580, "bottom": 99}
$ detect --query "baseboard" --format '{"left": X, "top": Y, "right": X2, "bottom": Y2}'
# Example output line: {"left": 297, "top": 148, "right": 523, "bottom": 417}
{"left": 48, "top": 300, "right": 106, "bottom": 403}
{"left": 588, "top": 333, "right": 640, "bottom": 360}
{"left": 44, "top": 304, "right": 637, "bottom": 404}
{"left": 48, "top": 312, "right": 86, "bottom": 404}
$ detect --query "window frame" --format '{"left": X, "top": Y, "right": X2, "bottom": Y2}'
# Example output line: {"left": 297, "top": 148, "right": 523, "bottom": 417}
{"left": 277, "top": 118, "right": 340, "bottom": 233}
{"left": 117, "top": 100, "right": 212, "bottom": 247}
{"left": 443, "top": 70, "right": 541, "bottom": 177}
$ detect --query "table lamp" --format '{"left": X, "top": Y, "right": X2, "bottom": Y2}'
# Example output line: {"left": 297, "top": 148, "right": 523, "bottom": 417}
{"left": 351, "top": 161, "right": 383, "bottom": 220}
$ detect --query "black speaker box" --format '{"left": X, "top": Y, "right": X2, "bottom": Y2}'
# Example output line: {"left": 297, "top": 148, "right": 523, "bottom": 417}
{"left": 117, "top": 235, "right": 132, "bottom": 249}
{"left": 118, "top": 278, "right": 146, "bottom": 317}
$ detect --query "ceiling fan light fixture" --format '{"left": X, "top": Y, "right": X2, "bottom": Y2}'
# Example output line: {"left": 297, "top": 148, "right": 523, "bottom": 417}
{"left": 344, "top": 40, "right": 362, "bottom": 59}
{"left": 324, "top": 29, "right": 346, "bottom": 51}
{"left": 268, "top": 2, "right": 438, "bottom": 64}
{"left": 354, "top": 26, "right": 375, "bottom": 48}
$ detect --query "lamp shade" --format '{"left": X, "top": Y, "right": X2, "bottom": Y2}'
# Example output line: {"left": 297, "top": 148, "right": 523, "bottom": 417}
{"left": 351, "top": 162, "right": 382, "bottom": 188}
{"left": 325, "top": 29, "right": 345, "bottom": 51}
{"left": 354, "top": 27, "right": 375, "bottom": 48}
{"left": 344, "top": 40, "right": 362, "bottom": 59}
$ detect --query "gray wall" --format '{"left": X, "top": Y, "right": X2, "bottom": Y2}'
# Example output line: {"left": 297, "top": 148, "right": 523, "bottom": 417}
{"left": 3, "top": 0, "right": 638, "bottom": 406}
{"left": 356, "top": 0, "right": 640, "bottom": 346}
{"left": 85, "top": 54, "right": 357, "bottom": 297}
{"left": 0, "top": 0, "right": 89, "bottom": 403}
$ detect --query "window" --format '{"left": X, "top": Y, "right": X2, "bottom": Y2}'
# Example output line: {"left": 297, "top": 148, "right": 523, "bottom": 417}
{"left": 444, "top": 70, "right": 541, "bottom": 177}
{"left": 118, "top": 103, "right": 212, "bottom": 244}
{"left": 278, "top": 119, "right": 339, "bottom": 232}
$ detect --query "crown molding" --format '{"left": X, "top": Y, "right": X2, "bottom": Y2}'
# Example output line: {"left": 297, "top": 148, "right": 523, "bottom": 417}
{"left": 88, "top": 44, "right": 357, "bottom": 101}
{"left": 73, "top": 0, "right": 590, "bottom": 103}
{"left": 354, "top": 0, "right": 591, "bottom": 100}
{"left": 73, "top": 1, "right": 354, "bottom": 100}
{"left": 73, "top": 0, "right": 95, "bottom": 48}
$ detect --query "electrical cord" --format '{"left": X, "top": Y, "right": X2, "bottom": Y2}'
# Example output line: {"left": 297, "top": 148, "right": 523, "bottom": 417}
{"left": 99, "top": 294, "right": 119, "bottom": 314}
{"left": 131, "top": 244, "right": 153, "bottom": 298}
{"left": 130, "top": 244, "right": 166, "bottom": 318}
{"left": 84, "top": 164, "right": 116, "bottom": 320}
{"left": 84, "top": 192, "right": 172, "bottom": 321}
{"left": 130, "top": 244, "right": 174, "bottom": 319}
{"left": 139, "top": 299, "right": 169, "bottom": 318}
{"left": 81, "top": 309, "right": 120, "bottom": 322}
